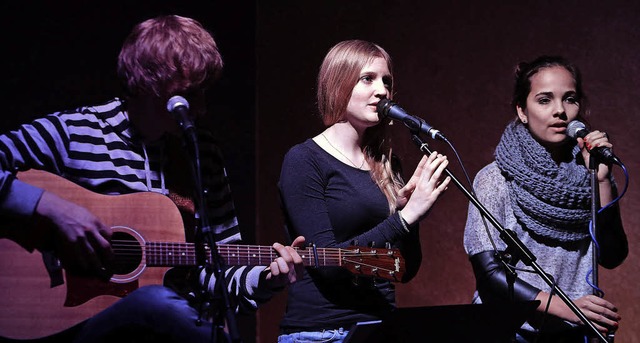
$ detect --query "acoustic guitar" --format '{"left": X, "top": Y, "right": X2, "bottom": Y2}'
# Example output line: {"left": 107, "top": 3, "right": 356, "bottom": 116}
{"left": 0, "top": 170, "right": 405, "bottom": 339}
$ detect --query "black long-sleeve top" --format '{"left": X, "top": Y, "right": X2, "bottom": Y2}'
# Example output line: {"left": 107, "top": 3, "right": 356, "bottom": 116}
{"left": 278, "top": 139, "right": 421, "bottom": 332}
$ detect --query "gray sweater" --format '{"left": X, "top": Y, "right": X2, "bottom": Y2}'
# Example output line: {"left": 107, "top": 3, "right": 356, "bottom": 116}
{"left": 463, "top": 161, "right": 593, "bottom": 332}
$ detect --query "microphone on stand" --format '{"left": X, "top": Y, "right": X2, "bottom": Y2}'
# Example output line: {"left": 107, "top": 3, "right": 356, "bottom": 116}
{"left": 165, "top": 97, "right": 242, "bottom": 342}
{"left": 567, "top": 120, "right": 621, "bottom": 165}
{"left": 376, "top": 99, "right": 445, "bottom": 140}
{"left": 166, "top": 95, "right": 195, "bottom": 133}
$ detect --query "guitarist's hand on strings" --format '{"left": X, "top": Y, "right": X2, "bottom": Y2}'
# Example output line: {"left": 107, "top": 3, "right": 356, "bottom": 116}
{"left": 260, "top": 236, "right": 306, "bottom": 291}
{"left": 35, "top": 191, "right": 114, "bottom": 276}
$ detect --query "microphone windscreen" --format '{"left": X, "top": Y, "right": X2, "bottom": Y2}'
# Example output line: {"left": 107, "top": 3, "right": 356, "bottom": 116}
{"left": 376, "top": 99, "right": 393, "bottom": 119}
{"left": 566, "top": 120, "right": 587, "bottom": 139}
{"left": 166, "top": 95, "right": 190, "bottom": 112}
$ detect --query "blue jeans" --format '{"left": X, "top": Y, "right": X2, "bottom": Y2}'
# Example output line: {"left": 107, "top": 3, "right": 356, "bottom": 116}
{"left": 515, "top": 329, "right": 588, "bottom": 343}
{"left": 72, "top": 285, "right": 219, "bottom": 343}
{"left": 278, "top": 328, "right": 349, "bottom": 343}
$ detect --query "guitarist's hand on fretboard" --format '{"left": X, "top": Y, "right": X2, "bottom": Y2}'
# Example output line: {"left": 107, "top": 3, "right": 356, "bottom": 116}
{"left": 259, "top": 236, "right": 306, "bottom": 291}
{"left": 34, "top": 190, "right": 114, "bottom": 275}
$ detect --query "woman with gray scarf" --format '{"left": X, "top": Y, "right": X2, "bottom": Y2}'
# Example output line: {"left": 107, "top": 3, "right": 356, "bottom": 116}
{"left": 463, "top": 56, "right": 627, "bottom": 342}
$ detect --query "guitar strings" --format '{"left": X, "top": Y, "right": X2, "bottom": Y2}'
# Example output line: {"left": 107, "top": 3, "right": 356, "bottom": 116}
{"left": 99, "top": 240, "right": 400, "bottom": 276}
{"left": 109, "top": 240, "right": 389, "bottom": 258}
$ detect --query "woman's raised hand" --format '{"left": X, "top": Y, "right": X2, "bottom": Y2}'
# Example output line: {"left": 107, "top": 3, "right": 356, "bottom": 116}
{"left": 397, "top": 152, "right": 451, "bottom": 225}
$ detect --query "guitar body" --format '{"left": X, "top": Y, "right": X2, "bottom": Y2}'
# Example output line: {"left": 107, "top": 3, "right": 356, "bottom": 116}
{"left": 0, "top": 170, "right": 186, "bottom": 340}
{"left": 0, "top": 170, "right": 406, "bottom": 340}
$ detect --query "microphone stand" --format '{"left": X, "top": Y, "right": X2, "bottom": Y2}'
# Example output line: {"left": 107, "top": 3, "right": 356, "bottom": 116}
{"left": 589, "top": 155, "right": 601, "bottom": 297}
{"left": 182, "top": 127, "right": 241, "bottom": 343}
{"left": 588, "top": 154, "right": 615, "bottom": 343}
{"left": 409, "top": 133, "right": 609, "bottom": 343}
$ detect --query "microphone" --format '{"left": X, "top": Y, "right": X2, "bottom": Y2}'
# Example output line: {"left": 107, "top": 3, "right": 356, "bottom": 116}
{"left": 376, "top": 99, "right": 444, "bottom": 140}
{"left": 166, "top": 95, "right": 195, "bottom": 132}
{"left": 567, "top": 120, "right": 620, "bottom": 165}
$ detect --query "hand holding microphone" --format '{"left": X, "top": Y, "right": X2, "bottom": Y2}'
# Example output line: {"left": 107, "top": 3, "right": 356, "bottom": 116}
{"left": 567, "top": 120, "right": 621, "bottom": 166}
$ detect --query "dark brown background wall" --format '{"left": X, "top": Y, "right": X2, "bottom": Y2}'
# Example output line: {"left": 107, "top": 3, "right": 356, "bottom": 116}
{"left": 2, "top": 1, "right": 638, "bottom": 343}
{"left": 255, "top": 1, "right": 639, "bottom": 342}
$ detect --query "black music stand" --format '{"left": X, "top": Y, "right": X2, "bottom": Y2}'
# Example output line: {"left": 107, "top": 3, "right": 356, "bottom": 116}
{"left": 344, "top": 301, "right": 539, "bottom": 343}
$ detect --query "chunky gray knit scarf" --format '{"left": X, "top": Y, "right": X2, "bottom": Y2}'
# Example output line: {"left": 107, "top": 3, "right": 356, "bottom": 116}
{"left": 495, "top": 121, "right": 591, "bottom": 242}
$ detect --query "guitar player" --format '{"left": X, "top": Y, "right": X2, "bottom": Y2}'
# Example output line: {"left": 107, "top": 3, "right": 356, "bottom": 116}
{"left": 0, "top": 14, "right": 304, "bottom": 342}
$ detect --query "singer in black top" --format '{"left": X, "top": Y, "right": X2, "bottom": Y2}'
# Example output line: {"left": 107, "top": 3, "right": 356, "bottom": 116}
{"left": 0, "top": 15, "right": 304, "bottom": 342}
{"left": 463, "top": 55, "right": 628, "bottom": 342}
{"left": 277, "top": 40, "right": 451, "bottom": 342}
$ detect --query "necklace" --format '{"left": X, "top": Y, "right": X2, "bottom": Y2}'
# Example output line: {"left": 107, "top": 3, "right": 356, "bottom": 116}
{"left": 321, "top": 133, "right": 366, "bottom": 169}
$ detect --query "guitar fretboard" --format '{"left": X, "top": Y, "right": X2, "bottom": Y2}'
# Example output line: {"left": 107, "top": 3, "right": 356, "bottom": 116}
{"left": 137, "top": 242, "right": 345, "bottom": 267}
{"left": 216, "top": 244, "right": 344, "bottom": 267}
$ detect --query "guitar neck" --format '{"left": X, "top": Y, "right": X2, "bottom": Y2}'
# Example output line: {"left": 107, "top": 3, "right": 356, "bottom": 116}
{"left": 217, "top": 244, "right": 344, "bottom": 268}
{"left": 144, "top": 242, "right": 343, "bottom": 268}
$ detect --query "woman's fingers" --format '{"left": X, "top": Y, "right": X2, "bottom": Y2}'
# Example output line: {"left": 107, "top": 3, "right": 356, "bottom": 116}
{"left": 574, "top": 295, "right": 621, "bottom": 333}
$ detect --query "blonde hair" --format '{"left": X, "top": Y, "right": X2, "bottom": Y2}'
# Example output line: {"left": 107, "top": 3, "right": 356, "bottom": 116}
{"left": 317, "top": 40, "right": 404, "bottom": 212}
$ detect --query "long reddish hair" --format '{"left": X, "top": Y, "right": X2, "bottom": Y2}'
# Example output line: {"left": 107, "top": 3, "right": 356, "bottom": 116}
{"left": 317, "top": 40, "right": 404, "bottom": 212}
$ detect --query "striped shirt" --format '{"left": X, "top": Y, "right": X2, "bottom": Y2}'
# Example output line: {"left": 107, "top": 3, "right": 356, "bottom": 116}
{"left": 0, "top": 98, "right": 269, "bottom": 311}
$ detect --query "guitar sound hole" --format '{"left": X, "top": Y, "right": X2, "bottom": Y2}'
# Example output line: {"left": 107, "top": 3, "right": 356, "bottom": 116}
{"left": 111, "top": 231, "right": 142, "bottom": 275}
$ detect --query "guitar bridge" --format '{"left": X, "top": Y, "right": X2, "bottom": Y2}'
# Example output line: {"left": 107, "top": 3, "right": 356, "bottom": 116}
{"left": 42, "top": 251, "right": 64, "bottom": 288}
